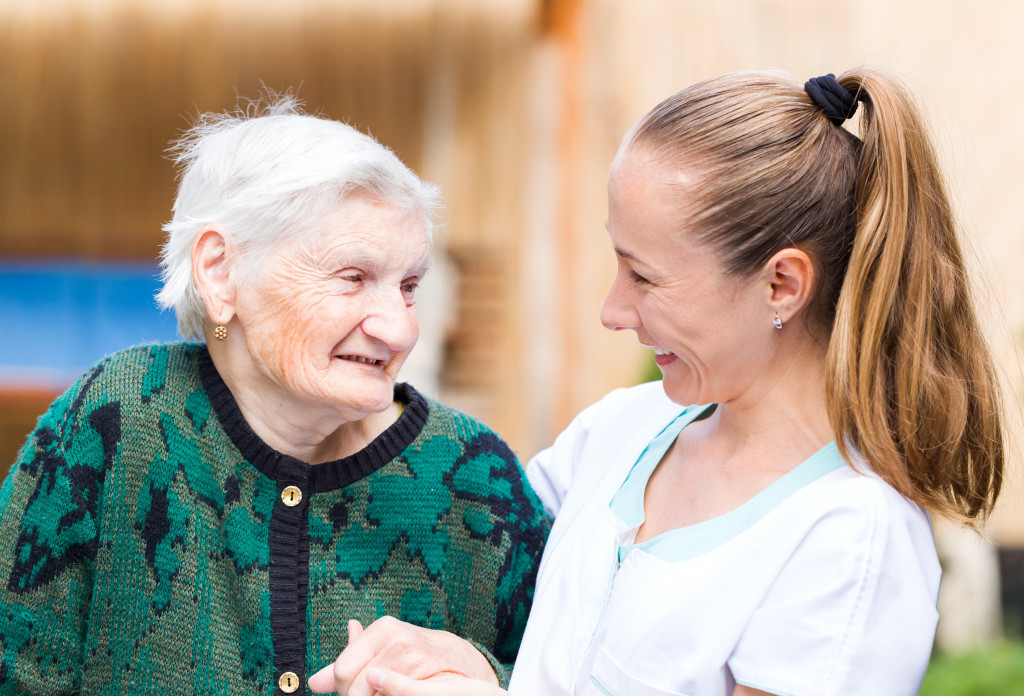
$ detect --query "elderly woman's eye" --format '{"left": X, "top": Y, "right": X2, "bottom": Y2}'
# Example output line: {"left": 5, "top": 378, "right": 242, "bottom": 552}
{"left": 338, "top": 272, "right": 363, "bottom": 284}
{"left": 401, "top": 281, "right": 420, "bottom": 295}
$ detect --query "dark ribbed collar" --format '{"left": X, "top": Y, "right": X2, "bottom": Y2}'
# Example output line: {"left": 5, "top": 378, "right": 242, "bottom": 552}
{"left": 196, "top": 347, "right": 429, "bottom": 492}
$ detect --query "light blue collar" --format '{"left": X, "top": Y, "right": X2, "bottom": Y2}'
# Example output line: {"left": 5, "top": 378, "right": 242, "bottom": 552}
{"left": 609, "top": 406, "right": 844, "bottom": 563}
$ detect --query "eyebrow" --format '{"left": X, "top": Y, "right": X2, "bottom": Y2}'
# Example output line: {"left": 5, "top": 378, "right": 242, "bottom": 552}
{"left": 605, "top": 223, "right": 629, "bottom": 258}
{"left": 408, "top": 256, "right": 433, "bottom": 278}
{"left": 332, "top": 252, "right": 432, "bottom": 278}
{"left": 615, "top": 244, "right": 660, "bottom": 271}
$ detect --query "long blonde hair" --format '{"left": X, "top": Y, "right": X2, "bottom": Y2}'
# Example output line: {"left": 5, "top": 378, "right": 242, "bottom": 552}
{"left": 628, "top": 67, "right": 1003, "bottom": 523}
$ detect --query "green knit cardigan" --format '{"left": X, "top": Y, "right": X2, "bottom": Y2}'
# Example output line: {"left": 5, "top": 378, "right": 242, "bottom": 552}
{"left": 0, "top": 343, "right": 549, "bottom": 695}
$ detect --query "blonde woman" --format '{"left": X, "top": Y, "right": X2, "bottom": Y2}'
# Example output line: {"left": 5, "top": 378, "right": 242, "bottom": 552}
{"left": 311, "top": 67, "right": 1004, "bottom": 696}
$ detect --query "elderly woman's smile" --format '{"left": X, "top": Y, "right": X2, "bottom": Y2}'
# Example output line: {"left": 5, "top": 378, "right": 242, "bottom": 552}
{"left": 337, "top": 355, "right": 384, "bottom": 365}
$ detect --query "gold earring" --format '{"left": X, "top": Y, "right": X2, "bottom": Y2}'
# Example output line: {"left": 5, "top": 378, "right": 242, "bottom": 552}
{"left": 214, "top": 325, "right": 228, "bottom": 341}
{"left": 772, "top": 312, "right": 783, "bottom": 330}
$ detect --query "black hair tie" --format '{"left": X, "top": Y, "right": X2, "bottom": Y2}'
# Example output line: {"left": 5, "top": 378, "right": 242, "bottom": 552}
{"left": 804, "top": 73, "right": 859, "bottom": 126}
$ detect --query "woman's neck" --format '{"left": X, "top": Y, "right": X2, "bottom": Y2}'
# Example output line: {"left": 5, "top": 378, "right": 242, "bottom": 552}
{"left": 708, "top": 334, "right": 833, "bottom": 467}
{"left": 636, "top": 335, "right": 834, "bottom": 540}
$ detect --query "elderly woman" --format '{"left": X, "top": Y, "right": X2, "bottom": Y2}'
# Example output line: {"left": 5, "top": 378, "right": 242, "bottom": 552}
{"left": 313, "top": 67, "right": 1005, "bottom": 696}
{"left": 0, "top": 99, "right": 548, "bottom": 695}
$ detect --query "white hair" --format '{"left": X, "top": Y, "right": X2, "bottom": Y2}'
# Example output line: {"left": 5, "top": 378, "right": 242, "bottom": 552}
{"left": 156, "top": 95, "right": 441, "bottom": 340}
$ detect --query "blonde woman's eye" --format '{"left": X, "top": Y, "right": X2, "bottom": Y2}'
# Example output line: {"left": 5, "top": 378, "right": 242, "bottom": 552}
{"left": 629, "top": 269, "right": 650, "bottom": 285}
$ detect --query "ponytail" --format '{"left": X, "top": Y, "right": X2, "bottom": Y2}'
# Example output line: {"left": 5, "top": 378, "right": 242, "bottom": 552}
{"left": 825, "top": 69, "right": 1004, "bottom": 523}
{"left": 629, "top": 67, "right": 1003, "bottom": 523}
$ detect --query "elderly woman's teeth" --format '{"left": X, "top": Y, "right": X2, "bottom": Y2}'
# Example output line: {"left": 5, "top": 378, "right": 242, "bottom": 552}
{"left": 652, "top": 347, "right": 673, "bottom": 356}
{"left": 339, "top": 355, "right": 380, "bottom": 364}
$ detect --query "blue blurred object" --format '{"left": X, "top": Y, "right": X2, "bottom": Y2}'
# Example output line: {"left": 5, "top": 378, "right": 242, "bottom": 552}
{"left": 0, "top": 260, "right": 182, "bottom": 388}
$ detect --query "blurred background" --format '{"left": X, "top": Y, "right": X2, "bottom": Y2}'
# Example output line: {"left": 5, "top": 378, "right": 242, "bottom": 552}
{"left": 2, "top": 0, "right": 1023, "bottom": 688}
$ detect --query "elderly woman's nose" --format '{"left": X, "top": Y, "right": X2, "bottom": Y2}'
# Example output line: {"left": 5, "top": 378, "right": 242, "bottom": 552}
{"left": 361, "top": 287, "right": 418, "bottom": 349}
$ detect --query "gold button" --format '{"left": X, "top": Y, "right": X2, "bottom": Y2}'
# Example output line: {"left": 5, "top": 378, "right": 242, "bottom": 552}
{"left": 281, "top": 486, "right": 302, "bottom": 507}
{"left": 278, "top": 671, "right": 300, "bottom": 693}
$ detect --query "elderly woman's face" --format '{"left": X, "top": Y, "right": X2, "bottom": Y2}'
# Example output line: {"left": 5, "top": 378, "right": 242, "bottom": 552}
{"left": 231, "top": 191, "right": 430, "bottom": 423}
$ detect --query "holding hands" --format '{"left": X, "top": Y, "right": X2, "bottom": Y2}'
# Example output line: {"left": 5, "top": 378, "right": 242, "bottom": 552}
{"left": 308, "top": 617, "right": 506, "bottom": 696}
{"left": 360, "top": 669, "right": 508, "bottom": 696}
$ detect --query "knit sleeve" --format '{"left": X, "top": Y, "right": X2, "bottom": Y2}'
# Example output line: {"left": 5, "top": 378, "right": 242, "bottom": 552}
{"left": 472, "top": 434, "right": 550, "bottom": 682}
{"left": 424, "top": 413, "right": 550, "bottom": 685}
{"left": 0, "top": 385, "right": 108, "bottom": 695}
{"left": 462, "top": 496, "right": 548, "bottom": 689}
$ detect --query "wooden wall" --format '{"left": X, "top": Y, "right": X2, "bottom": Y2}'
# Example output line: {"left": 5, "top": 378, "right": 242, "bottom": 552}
{"left": 3, "top": 0, "right": 1023, "bottom": 545}
{"left": 0, "top": 1, "right": 533, "bottom": 259}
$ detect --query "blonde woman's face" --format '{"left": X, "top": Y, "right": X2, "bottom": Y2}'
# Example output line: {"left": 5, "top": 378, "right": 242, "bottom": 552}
{"left": 231, "top": 192, "right": 430, "bottom": 423}
{"left": 601, "top": 151, "right": 773, "bottom": 408}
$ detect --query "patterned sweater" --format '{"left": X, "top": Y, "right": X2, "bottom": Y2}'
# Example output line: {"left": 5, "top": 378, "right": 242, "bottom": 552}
{"left": 0, "top": 343, "right": 549, "bottom": 695}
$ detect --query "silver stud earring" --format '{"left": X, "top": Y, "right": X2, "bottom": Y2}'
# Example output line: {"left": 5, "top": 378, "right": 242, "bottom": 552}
{"left": 772, "top": 312, "right": 783, "bottom": 330}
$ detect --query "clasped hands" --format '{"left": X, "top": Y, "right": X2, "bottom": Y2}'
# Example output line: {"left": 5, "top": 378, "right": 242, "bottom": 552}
{"left": 308, "top": 616, "right": 508, "bottom": 696}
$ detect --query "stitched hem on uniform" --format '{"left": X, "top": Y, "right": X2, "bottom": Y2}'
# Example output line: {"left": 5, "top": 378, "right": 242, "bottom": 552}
{"left": 197, "top": 346, "right": 429, "bottom": 492}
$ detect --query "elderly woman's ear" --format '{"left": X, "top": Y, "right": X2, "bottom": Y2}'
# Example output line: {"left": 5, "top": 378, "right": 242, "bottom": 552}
{"left": 191, "top": 224, "right": 237, "bottom": 330}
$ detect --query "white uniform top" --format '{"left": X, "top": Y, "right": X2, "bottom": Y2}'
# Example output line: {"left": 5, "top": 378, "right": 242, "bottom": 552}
{"left": 510, "top": 381, "right": 940, "bottom": 696}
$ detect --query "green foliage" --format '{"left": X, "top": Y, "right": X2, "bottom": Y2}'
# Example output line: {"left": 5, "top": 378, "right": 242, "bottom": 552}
{"left": 920, "top": 641, "right": 1024, "bottom": 696}
{"left": 640, "top": 353, "right": 662, "bottom": 385}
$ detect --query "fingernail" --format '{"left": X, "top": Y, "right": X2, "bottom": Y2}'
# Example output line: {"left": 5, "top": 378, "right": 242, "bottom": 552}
{"left": 307, "top": 665, "right": 331, "bottom": 689}
{"left": 348, "top": 619, "right": 364, "bottom": 641}
{"left": 365, "top": 667, "right": 388, "bottom": 688}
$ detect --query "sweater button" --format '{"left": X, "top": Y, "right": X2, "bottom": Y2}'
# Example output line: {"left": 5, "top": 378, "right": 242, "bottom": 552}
{"left": 281, "top": 486, "right": 303, "bottom": 507}
{"left": 278, "top": 671, "right": 300, "bottom": 693}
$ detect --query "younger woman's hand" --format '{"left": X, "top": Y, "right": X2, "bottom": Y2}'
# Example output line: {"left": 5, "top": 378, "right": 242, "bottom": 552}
{"left": 364, "top": 668, "right": 509, "bottom": 696}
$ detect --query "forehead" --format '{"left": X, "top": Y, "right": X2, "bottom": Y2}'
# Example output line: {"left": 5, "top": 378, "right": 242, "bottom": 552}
{"left": 307, "top": 192, "right": 430, "bottom": 263}
{"left": 609, "top": 147, "right": 690, "bottom": 200}
{"left": 607, "top": 152, "right": 689, "bottom": 238}
{"left": 604, "top": 149, "right": 734, "bottom": 277}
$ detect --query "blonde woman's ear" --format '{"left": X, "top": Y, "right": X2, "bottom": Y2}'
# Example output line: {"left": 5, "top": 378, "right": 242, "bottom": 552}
{"left": 764, "top": 247, "right": 815, "bottom": 323}
{"left": 191, "top": 224, "right": 236, "bottom": 327}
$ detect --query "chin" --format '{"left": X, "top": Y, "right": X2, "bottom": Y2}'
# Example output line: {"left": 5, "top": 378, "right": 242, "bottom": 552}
{"left": 659, "top": 377, "right": 703, "bottom": 407}
{"left": 339, "top": 384, "right": 396, "bottom": 416}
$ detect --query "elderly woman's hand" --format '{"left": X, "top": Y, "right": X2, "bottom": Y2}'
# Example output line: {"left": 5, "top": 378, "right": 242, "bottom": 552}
{"left": 308, "top": 618, "right": 499, "bottom": 696}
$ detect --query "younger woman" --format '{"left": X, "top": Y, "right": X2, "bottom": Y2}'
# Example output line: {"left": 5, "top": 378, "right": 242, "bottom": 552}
{"left": 312, "top": 66, "right": 1004, "bottom": 696}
